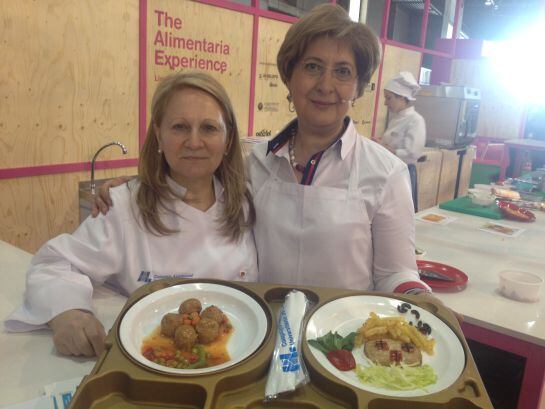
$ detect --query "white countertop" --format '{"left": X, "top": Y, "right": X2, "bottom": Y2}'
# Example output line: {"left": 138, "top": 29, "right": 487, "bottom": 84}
{"left": 0, "top": 240, "right": 127, "bottom": 407}
{"left": 416, "top": 207, "right": 545, "bottom": 346}
{"left": 2, "top": 207, "right": 544, "bottom": 406}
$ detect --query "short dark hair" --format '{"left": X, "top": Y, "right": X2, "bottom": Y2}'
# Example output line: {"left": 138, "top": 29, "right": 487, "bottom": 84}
{"left": 277, "top": 4, "right": 381, "bottom": 98}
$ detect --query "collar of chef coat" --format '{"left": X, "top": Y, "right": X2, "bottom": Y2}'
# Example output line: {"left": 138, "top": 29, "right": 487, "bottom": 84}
{"left": 266, "top": 117, "right": 356, "bottom": 185}
{"left": 266, "top": 116, "right": 355, "bottom": 160}
{"left": 165, "top": 175, "right": 224, "bottom": 201}
{"left": 391, "top": 105, "right": 416, "bottom": 120}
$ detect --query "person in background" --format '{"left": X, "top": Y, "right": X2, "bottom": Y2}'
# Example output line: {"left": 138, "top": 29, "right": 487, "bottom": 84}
{"left": 4, "top": 71, "right": 257, "bottom": 357}
{"left": 93, "top": 5, "right": 439, "bottom": 302}
{"left": 376, "top": 71, "right": 426, "bottom": 212}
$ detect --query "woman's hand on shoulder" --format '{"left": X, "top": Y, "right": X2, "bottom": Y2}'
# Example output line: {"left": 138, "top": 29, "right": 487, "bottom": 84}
{"left": 91, "top": 176, "right": 133, "bottom": 217}
{"left": 48, "top": 309, "right": 107, "bottom": 357}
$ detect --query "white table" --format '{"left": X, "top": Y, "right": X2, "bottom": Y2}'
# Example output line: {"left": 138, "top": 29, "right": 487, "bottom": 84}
{"left": 0, "top": 241, "right": 127, "bottom": 408}
{"left": 416, "top": 207, "right": 545, "bottom": 409}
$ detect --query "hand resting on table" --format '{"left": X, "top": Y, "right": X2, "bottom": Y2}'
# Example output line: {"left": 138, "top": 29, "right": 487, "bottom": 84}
{"left": 48, "top": 310, "right": 107, "bottom": 357}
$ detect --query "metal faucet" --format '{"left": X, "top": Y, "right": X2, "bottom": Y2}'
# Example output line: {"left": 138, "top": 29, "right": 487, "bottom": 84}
{"left": 90, "top": 141, "right": 128, "bottom": 195}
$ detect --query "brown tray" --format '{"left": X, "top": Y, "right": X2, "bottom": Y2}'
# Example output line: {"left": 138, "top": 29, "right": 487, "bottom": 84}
{"left": 70, "top": 278, "right": 493, "bottom": 408}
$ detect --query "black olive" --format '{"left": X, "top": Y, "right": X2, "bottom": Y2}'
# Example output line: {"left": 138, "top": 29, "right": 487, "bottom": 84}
{"left": 409, "top": 321, "right": 413, "bottom": 326}
{"left": 421, "top": 323, "right": 432, "bottom": 335}
{"left": 417, "top": 320, "right": 423, "bottom": 328}
{"left": 402, "top": 303, "right": 412, "bottom": 310}
{"left": 397, "top": 305, "right": 408, "bottom": 313}
{"left": 411, "top": 310, "right": 420, "bottom": 319}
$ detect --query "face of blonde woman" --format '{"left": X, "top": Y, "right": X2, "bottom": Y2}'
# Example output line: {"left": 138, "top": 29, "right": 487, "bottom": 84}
{"left": 383, "top": 90, "right": 407, "bottom": 114}
{"left": 287, "top": 36, "right": 358, "bottom": 135}
{"left": 155, "top": 87, "right": 227, "bottom": 187}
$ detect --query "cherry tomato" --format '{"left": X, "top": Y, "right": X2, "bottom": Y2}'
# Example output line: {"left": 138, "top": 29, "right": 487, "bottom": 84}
{"left": 326, "top": 349, "right": 356, "bottom": 371}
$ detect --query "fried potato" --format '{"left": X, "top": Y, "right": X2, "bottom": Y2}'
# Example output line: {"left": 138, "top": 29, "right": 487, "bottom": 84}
{"left": 355, "top": 312, "right": 435, "bottom": 355}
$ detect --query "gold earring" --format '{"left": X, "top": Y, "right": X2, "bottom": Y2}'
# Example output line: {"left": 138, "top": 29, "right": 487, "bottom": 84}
{"left": 287, "top": 94, "right": 295, "bottom": 113}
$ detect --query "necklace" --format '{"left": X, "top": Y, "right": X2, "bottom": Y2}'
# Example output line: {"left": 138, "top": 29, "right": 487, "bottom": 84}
{"left": 288, "top": 128, "right": 306, "bottom": 173}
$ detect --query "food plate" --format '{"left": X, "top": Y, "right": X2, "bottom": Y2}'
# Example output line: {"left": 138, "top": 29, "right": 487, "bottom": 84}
{"left": 305, "top": 295, "right": 465, "bottom": 397}
{"left": 496, "top": 200, "right": 536, "bottom": 222}
{"left": 119, "top": 283, "right": 268, "bottom": 375}
{"left": 417, "top": 260, "right": 469, "bottom": 291}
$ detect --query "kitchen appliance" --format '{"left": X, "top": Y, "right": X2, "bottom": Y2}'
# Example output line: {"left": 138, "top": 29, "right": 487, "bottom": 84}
{"left": 414, "top": 85, "right": 481, "bottom": 148}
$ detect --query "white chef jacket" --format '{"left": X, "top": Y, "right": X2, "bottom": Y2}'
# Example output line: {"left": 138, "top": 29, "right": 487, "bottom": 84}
{"left": 5, "top": 177, "right": 257, "bottom": 332}
{"left": 382, "top": 106, "right": 426, "bottom": 165}
{"left": 248, "top": 118, "right": 430, "bottom": 293}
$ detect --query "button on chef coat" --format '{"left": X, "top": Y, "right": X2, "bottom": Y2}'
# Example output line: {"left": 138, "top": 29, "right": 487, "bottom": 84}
{"left": 382, "top": 106, "right": 426, "bottom": 165}
{"left": 5, "top": 177, "right": 257, "bottom": 332}
{"left": 248, "top": 118, "right": 429, "bottom": 292}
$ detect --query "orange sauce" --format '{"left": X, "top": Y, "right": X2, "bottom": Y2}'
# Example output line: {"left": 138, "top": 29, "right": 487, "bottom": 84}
{"left": 141, "top": 320, "right": 233, "bottom": 369}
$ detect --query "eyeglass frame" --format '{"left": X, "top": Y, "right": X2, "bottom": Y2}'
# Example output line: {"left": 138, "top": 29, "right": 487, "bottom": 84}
{"left": 296, "top": 59, "right": 359, "bottom": 84}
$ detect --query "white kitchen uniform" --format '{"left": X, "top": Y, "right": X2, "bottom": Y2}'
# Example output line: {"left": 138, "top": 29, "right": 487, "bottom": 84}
{"left": 382, "top": 106, "right": 426, "bottom": 165}
{"left": 248, "top": 119, "right": 429, "bottom": 292}
{"left": 5, "top": 177, "right": 257, "bottom": 332}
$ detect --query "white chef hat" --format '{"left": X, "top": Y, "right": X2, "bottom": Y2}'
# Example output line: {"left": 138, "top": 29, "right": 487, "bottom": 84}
{"left": 384, "top": 71, "right": 420, "bottom": 101}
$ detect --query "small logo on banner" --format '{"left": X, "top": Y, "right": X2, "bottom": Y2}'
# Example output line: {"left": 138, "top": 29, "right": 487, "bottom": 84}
{"left": 137, "top": 271, "right": 194, "bottom": 282}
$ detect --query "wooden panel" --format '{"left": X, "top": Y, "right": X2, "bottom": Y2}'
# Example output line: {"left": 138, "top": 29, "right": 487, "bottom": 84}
{"left": 0, "top": 167, "right": 137, "bottom": 253}
{"left": 0, "top": 0, "right": 139, "bottom": 168}
{"left": 253, "top": 17, "right": 294, "bottom": 137}
{"left": 458, "top": 145, "right": 476, "bottom": 198}
{"left": 437, "top": 148, "right": 459, "bottom": 204}
{"left": 375, "top": 45, "right": 421, "bottom": 138}
{"left": 416, "top": 148, "right": 442, "bottom": 211}
{"left": 450, "top": 59, "right": 524, "bottom": 140}
{"left": 350, "top": 69, "right": 379, "bottom": 138}
{"left": 146, "top": 1, "right": 253, "bottom": 135}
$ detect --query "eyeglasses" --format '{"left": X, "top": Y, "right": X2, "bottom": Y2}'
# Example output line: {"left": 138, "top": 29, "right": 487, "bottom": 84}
{"left": 299, "top": 62, "right": 358, "bottom": 84}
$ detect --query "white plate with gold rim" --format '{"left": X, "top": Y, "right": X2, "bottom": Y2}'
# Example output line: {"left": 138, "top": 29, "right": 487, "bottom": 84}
{"left": 119, "top": 283, "right": 269, "bottom": 375}
{"left": 305, "top": 295, "right": 465, "bottom": 397}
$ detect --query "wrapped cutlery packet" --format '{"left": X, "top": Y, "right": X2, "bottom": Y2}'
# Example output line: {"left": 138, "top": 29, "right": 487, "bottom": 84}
{"left": 264, "top": 290, "right": 310, "bottom": 401}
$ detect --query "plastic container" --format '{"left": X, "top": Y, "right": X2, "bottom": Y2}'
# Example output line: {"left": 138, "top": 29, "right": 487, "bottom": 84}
{"left": 499, "top": 270, "right": 544, "bottom": 303}
{"left": 69, "top": 279, "right": 494, "bottom": 409}
{"left": 468, "top": 189, "right": 495, "bottom": 206}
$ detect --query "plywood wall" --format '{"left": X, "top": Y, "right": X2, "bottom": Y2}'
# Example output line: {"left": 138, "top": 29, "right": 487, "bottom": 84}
{"left": 0, "top": 0, "right": 139, "bottom": 168}
{"left": 146, "top": 0, "right": 253, "bottom": 134}
{"left": 0, "top": 167, "right": 137, "bottom": 253}
{"left": 375, "top": 44, "right": 421, "bottom": 138}
{"left": 450, "top": 59, "right": 524, "bottom": 140}
{"left": 253, "top": 17, "right": 295, "bottom": 137}
{"left": 0, "top": 0, "right": 139, "bottom": 253}
{"left": 350, "top": 69, "right": 379, "bottom": 138}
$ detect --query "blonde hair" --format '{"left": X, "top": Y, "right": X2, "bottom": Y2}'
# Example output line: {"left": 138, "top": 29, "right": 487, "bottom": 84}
{"left": 137, "top": 71, "right": 254, "bottom": 241}
{"left": 277, "top": 4, "right": 381, "bottom": 98}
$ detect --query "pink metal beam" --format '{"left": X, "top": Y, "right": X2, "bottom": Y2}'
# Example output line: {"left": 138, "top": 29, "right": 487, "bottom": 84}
{"left": 462, "top": 321, "right": 545, "bottom": 409}
{"left": 0, "top": 158, "right": 138, "bottom": 180}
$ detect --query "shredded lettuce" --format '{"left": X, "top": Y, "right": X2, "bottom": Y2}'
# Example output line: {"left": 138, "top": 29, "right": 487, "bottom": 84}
{"left": 355, "top": 362, "right": 437, "bottom": 391}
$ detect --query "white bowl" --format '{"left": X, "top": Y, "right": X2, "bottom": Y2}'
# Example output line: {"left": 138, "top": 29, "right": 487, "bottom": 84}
{"left": 498, "top": 270, "right": 544, "bottom": 303}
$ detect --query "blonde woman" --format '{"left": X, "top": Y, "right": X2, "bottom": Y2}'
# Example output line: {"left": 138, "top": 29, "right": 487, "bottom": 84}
{"left": 5, "top": 72, "right": 257, "bottom": 357}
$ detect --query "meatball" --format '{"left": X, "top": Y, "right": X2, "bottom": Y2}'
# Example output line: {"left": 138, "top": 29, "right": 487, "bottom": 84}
{"left": 179, "top": 298, "right": 202, "bottom": 315}
{"left": 195, "top": 318, "right": 220, "bottom": 344}
{"left": 160, "top": 313, "right": 185, "bottom": 338}
{"left": 200, "top": 305, "right": 224, "bottom": 324}
{"left": 174, "top": 325, "right": 198, "bottom": 351}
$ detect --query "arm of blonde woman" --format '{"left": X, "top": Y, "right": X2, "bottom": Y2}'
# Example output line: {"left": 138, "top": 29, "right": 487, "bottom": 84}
{"left": 48, "top": 309, "right": 107, "bottom": 357}
{"left": 91, "top": 176, "right": 134, "bottom": 217}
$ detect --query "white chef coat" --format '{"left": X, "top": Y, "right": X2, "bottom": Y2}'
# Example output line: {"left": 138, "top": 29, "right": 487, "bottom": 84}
{"left": 382, "top": 106, "right": 426, "bottom": 165}
{"left": 5, "top": 177, "right": 257, "bottom": 332}
{"left": 248, "top": 118, "right": 430, "bottom": 293}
